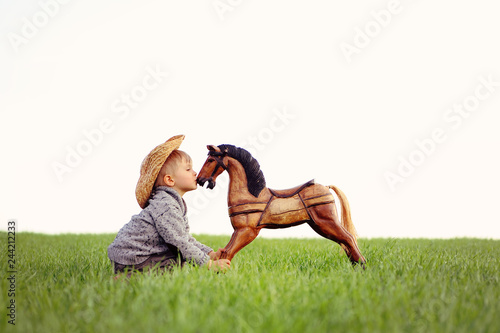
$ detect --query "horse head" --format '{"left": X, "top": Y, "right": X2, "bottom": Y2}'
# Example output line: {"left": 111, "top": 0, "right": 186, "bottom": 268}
{"left": 196, "top": 145, "right": 229, "bottom": 189}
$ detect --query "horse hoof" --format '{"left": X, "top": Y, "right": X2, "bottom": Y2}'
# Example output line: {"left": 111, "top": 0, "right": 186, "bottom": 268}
{"left": 352, "top": 261, "right": 366, "bottom": 270}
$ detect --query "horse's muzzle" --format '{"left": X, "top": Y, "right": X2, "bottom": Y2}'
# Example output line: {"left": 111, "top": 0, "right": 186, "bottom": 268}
{"left": 197, "top": 177, "right": 216, "bottom": 189}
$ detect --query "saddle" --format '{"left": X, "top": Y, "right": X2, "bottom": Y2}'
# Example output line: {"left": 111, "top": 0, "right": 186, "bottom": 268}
{"left": 269, "top": 179, "right": 316, "bottom": 198}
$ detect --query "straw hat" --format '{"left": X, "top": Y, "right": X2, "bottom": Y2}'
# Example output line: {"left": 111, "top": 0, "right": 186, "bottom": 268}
{"left": 135, "top": 134, "right": 185, "bottom": 208}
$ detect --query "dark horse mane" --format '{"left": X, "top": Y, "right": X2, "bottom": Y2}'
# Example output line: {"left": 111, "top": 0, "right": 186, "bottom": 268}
{"left": 218, "top": 144, "right": 266, "bottom": 198}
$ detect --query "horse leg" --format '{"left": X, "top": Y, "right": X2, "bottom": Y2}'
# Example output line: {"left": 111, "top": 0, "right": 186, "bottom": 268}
{"left": 220, "top": 226, "right": 260, "bottom": 261}
{"left": 307, "top": 204, "right": 366, "bottom": 268}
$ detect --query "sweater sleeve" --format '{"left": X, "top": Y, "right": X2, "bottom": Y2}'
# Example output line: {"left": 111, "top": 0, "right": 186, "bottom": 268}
{"left": 153, "top": 204, "right": 210, "bottom": 266}
{"left": 187, "top": 233, "right": 213, "bottom": 254}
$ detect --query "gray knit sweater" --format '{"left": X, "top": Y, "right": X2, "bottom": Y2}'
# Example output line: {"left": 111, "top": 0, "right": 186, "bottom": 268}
{"left": 108, "top": 186, "right": 212, "bottom": 266}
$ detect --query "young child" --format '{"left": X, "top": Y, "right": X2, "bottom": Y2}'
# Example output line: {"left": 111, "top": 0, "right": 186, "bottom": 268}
{"left": 108, "top": 135, "right": 230, "bottom": 275}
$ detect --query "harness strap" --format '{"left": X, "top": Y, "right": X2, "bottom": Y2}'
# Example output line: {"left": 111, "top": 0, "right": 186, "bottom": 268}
{"left": 228, "top": 202, "right": 269, "bottom": 217}
{"left": 302, "top": 193, "right": 335, "bottom": 208}
{"left": 208, "top": 152, "right": 228, "bottom": 179}
{"left": 227, "top": 193, "right": 335, "bottom": 218}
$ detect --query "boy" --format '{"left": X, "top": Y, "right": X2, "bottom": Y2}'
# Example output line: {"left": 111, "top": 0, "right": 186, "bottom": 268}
{"left": 108, "top": 135, "right": 230, "bottom": 275}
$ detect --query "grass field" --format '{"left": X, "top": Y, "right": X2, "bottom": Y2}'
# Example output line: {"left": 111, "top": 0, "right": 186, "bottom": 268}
{"left": 1, "top": 232, "right": 499, "bottom": 333}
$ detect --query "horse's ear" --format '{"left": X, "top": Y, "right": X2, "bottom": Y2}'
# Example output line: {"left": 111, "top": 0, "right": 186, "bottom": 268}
{"left": 207, "top": 145, "right": 220, "bottom": 152}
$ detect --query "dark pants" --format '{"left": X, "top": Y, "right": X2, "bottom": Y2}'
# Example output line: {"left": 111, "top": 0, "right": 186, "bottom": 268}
{"left": 113, "top": 253, "right": 185, "bottom": 276}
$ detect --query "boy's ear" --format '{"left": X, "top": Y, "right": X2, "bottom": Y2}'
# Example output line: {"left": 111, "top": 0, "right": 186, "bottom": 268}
{"left": 163, "top": 174, "right": 175, "bottom": 187}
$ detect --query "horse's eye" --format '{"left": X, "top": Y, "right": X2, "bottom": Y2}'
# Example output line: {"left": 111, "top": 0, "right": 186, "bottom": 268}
{"left": 207, "top": 158, "right": 215, "bottom": 163}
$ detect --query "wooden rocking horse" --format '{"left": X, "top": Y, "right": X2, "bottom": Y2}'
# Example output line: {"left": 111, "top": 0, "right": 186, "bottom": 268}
{"left": 196, "top": 144, "right": 366, "bottom": 268}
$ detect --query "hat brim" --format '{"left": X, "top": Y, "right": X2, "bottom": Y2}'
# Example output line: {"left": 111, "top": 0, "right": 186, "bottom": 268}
{"left": 135, "top": 134, "right": 185, "bottom": 208}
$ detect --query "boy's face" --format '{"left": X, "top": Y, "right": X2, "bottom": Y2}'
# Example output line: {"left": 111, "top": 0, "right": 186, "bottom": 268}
{"left": 170, "top": 158, "right": 198, "bottom": 196}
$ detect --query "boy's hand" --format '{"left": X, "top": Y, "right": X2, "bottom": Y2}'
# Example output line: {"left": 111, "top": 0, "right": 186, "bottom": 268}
{"left": 208, "top": 248, "right": 225, "bottom": 260}
{"left": 207, "top": 259, "right": 231, "bottom": 272}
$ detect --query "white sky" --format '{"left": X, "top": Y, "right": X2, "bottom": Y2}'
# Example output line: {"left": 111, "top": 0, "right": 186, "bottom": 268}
{"left": 1, "top": 1, "right": 499, "bottom": 239}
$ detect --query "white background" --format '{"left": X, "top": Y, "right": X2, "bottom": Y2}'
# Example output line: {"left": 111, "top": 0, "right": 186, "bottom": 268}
{"left": 1, "top": 0, "right": 499, "bottom": 239}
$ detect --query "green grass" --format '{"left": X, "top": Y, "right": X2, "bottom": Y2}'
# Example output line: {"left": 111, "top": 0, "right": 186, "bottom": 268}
{"left": 1, "top": 233, "right": 499, "bottom": 333}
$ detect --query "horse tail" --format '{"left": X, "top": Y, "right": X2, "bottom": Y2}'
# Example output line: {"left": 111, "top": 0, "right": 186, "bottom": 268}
{"left": 327, "top": 185, "right": 358, "bottom": 244}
